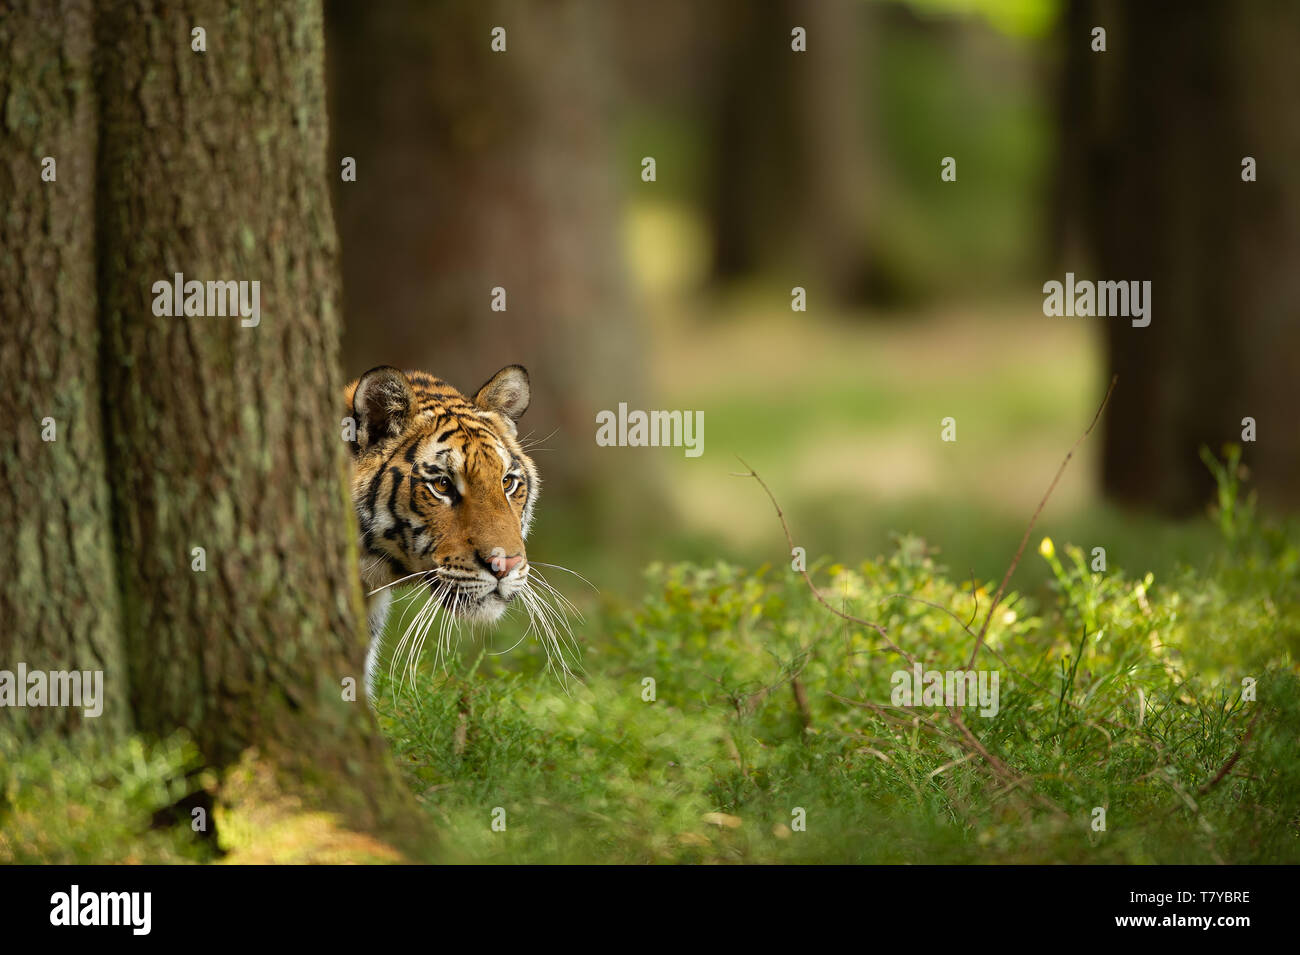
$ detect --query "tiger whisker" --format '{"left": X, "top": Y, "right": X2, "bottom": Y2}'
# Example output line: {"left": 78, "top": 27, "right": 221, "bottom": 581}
{"left": 528, "top": 560, "right": 599, "bottom": 594}
{"left": 527, "top": 568, "right": 585, "bottom": 622}
{"left": 517, "top": 427, "right": 560, "bottom": 452}
{"left": 367, "top": 567, "right": 442, "bottom": 597}
{"left": 486, "top": 626, "right": 530, "bottom": 655}
{"left": 517, "top": 581, "right": 582, "bottom": 687}
{"left": 391, "top": 579, "right": 449, "bottom": 698}
{"left": 412, "top": 582, "right": 455, "bottom": 689}
{"left": 376, "top": 564, "right": 584, "bottom": 701}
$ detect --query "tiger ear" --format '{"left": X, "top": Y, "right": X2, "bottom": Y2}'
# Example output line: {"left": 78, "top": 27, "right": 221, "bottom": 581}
{"left": 351, "top": 366, "right": 416, "bottom": 452}
{"left": 473, "top": 365, "right": 531, "bottom": 424}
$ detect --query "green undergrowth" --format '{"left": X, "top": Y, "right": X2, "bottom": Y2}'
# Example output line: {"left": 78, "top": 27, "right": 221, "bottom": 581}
{"left": 4, "top": 449, "right": 1295, "bottom": 863}
{"left": 0, "top": 732, "right": 203, "bottom": 864}
{"left": 376, "top": 448, "right": 1299, "bottom": 863}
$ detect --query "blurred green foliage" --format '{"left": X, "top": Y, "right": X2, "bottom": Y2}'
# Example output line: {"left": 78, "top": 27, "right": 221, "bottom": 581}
{"left": 885, "top": 0, "right": 1060, "bottom": 39}
{"left": 873, "top": 23, "right": 1052, "bottom": 298}
{"left": 618, "top": 1, "right": 1058, "bottom": 302}
{"left": 0, "top": 732, "right": 201, "bottom": 864}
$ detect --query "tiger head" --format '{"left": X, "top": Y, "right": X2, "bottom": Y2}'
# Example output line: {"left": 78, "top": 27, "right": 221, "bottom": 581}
{"left": 345, "top": 365, "right": 539, "bottom": 626}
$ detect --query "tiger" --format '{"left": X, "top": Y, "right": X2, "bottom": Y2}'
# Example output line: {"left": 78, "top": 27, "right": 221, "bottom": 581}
{"left": 344, "top": 364, "right": 543, "bottom": 696}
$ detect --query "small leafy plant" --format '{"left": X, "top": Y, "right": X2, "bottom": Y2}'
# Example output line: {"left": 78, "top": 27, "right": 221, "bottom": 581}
{"left": 377, "top": 450, "right": 1299, "bottom": 863}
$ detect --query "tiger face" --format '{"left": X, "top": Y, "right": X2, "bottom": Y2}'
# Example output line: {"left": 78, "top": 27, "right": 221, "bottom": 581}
{"left": 345, "top": 365, "right": 539, "bottom": 687}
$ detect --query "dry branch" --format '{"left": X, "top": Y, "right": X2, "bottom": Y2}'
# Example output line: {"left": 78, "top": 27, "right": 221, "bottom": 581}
{"left": 736, "top": 375, "right": 1119, "bottom": 814}
{"left": 966, "top": 374, "right": 1118, "bottom": 668}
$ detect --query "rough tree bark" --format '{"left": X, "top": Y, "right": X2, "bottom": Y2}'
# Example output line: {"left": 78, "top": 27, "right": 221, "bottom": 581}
{"left": 326, "top": 0, "right": 641, "bottom": 495}
{"left": 0, "top": 0, "right": 128, "bottom": 738}
{"left": 1065, "top": 0, "right": 1300, "bottom": 513}
{"left": 88, "top": 0, "right": 428, "bottom": 846}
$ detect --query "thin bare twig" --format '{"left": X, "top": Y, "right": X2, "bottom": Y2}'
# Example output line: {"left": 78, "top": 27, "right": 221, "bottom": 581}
{"left": 966, "top": 568, "right": 979, "bottom": 630}
{"left": 948, "top": 710, "right": 1068, "bottom": 818}
{"left": 1197, "top": 707, "right": 1262, "bottom": 796}
{"left": 733, "top": 458, "right": 914, "bottom": 664}
{"left": 880, "top": 592, "right": 977, "bottom": 639}
{"left": 792, "top": 677, "right": 812, "bottom": 730}
{"left": 966, "top": 374, "right": 1118, "bottom": 668}
{"left": 735, "top": 379, "right": 1117, "bottom": 815}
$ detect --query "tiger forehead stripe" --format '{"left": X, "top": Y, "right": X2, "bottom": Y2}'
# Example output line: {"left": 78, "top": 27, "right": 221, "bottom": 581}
{"left": 461, "top": 441, "right": 496, "bottom": 473}
{"left": 430, "top": 447, "right": 462, "bottom": 473}
{"left": 427, "top": 412, "right": 492, "bottom": 441}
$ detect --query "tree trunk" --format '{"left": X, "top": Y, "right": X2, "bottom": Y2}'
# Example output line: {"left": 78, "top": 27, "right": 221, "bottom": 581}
{"left": 709, "top": 0, "right": 878, "bottom": 304}
{"left": 92, "top": 0, "right": 428, "bottom": 844}
{"left": 0, "top": 0, "right": 127, "bottom": 738}
{"left": 1068, "top": 0, "right": 1300, "bottom": 513}
{"left": 325, "top": 0, "right": 642, "bottom": 495}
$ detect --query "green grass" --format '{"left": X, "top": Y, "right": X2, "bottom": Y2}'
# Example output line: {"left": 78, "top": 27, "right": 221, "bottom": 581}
{"left": 0, "top": 732, "right": 203, "bottom": 864}
{"left": 7, "top": 455, "right": 1294, "bottom": 864}
{"left": 369, "top": 452, "right": 1300, "bottom": 863}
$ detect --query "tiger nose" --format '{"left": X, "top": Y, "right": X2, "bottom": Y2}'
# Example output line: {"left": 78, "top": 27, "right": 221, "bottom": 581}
{"left": 486, "top": 553, "right": 525, "bottom": 579}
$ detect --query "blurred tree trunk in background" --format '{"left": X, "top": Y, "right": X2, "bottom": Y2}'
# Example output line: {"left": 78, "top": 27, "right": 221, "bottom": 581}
{"left": 87, "top": 0, "right": 428, "bottom": 848}
{"left": 326, "top": 0, "right": 642, "bottom": 498}
{"left": 709, "top": 0, "right": 880, "bottom": 304}
{"left": 1063, "top": 0, "right": 1300, "bottom": 513}
{"left": 0, "top": 0, "right": 127, "bottom": 739}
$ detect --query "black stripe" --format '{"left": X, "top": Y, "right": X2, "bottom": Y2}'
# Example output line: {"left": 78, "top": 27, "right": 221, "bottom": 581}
{"left": 366, "top": 431, "right": 421, "bottom": 512}
{"left": 385, "top": 466, "right": 403, "bottom": 519}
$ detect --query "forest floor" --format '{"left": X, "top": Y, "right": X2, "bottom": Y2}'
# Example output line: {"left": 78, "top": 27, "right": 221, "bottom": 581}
{"left": 358, "top": 289, "right": 1298, "bottom": 864}
{"left": 6, "top": 230, "right": 1292, "bottom": 865}
{"left": 370, "top": 477, "right": 1299, "bottom": 863}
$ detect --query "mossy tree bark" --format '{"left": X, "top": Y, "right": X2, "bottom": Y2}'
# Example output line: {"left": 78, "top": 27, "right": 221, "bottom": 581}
{"left": 0, "top": 0, "right": 434, "bottom": 850}
{"left": 0, "top": 0, "right": 128, "bottom": 738}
